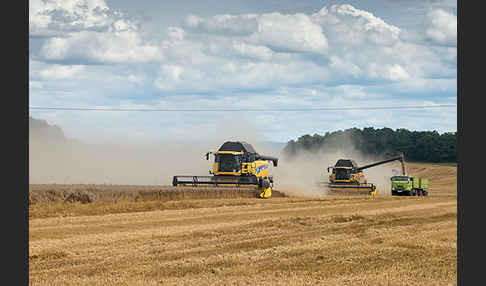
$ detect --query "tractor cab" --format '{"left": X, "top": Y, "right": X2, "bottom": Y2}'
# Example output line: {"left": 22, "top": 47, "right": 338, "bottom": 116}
{"left": 391, "top": 176, "right": 411, "bottom": 181}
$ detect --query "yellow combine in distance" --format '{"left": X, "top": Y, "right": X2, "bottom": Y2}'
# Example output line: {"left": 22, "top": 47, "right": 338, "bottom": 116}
{"left": 324, "top": 153, "right": 406, "bottom": 196}
{"left": 172, "top": 141, "right": 278, "bottom": 198}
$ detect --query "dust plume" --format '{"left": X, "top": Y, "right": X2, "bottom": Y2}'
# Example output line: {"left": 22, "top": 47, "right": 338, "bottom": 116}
{"left": 29, "top": 139, "right": 209, "bottom": 185}
{"left": 29, "top": 116, "right": 267, "bottom": 185}
{"left": 270, "top": 133, "right": 406, "bottom": 198}
{"left": 29, "top": 116, "right": 404, "bottom": 194}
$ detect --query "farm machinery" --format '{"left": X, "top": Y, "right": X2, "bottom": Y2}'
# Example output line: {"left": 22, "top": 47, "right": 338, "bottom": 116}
{"left": 172, "top": 141, "right": 278, "bottom": 198}
{"left": 391, "top": 176, "right": 429, "bottom": 196}
{"left": 323, "top": 153, "right": 406, "bottom": 196}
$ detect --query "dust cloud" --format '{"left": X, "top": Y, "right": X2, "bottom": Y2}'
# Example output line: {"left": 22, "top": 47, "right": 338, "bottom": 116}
{"left": 30, "top": 117, "right": 405, "bottom": 195}
{"left": 29, "top": 139, "right": 211, "bottom": 185}
{"left": 29, "top": 117, "right": 266, "bottom": 185}
{"left": 269, "top": 134, "right": 407, "bottom": 198}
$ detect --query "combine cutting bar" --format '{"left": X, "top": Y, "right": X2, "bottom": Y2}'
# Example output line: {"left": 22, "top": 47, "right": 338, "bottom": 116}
{"left": 172, "top": 176, "right": 259, "bottom": 187}
{"left": 320, "top": 183, "right": 377, "bottom": 195}
{"left": 327, "top": 183, "right": 376, "bottom": 189}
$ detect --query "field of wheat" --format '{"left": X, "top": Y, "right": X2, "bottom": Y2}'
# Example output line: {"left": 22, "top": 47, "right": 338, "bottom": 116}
{"left": 29, "top": 163, "right": 457, "bottom": 285}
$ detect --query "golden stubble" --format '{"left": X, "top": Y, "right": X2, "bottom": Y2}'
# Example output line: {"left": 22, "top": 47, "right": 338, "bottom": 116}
{"left": 29, "top": 163, "right": 457, "bottom": 286}
{"left": 29, "top": 196, "right": 457, "bottom": 286}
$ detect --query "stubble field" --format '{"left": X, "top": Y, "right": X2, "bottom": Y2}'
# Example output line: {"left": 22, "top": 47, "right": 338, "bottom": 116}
{"left": 29, "top": 162, "right": 457, "bottom": 285}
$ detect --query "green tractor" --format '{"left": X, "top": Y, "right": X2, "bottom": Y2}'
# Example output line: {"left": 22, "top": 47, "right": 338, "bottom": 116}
{"left": 391, "top": 176, "right": 429, "bottom": 196}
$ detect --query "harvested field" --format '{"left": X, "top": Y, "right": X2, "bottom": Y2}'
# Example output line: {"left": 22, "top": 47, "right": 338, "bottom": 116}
{"left": 29, "top": 163, "right": 457, "bottom": 285}
{"left": 29, "top": 185, "right": 272, "bottom": 205}
{"left": 406, "top": 162, "right": 457, "bottom": 196}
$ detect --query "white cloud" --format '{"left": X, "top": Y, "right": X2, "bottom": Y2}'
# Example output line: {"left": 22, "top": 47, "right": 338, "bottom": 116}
{"left": 38, "top": 64, "right": 85, "bottom": 79}
{"left": 333, "top": 85, "right": 378, "bottom": 99}
{"left": 231, "top": 41, "right": 273, "bottom": 61}
{"left": 184, "top": 13, "right": 258, "bottom": 36}
{"left": 155, "top": 65, "right": 205, "bottom": 91}
{"left": 31, "top": 0, "right": 160, "bottom": 64}
{"left": 149, "top": 4, "right": 446, "bottom": 92}
{"left": 162, "top": 65, "right": 183, "bottom": 82}
{"left": 312, "top": 4, "right": 401, "bottom": 46}
{"left": 29, "top": 2, "right": 457, "bottom": 142}
{"left": 39, "top": 30, "right": 162, "bottom": 64}
{"left": 390, "top": 77, "right": 457, "bottom": 93}
{"left": 328, "top": 56, "right": 361, "bottom": 78}
{"left": 167, "top": 27, "right": 185, "bottom": 41}
{"left": 425, "top": 9, "right": 457, "bottom": 46}
{"left": 249, "top": 12, "right": 328, "bottom": 54}
{"left": 29, "top": 0, "right": 114, "bottom": 37}
{"left": 32, "top": 2, "right": 454, "bottom": 86}
{"left": 386, "top": 65, "right": 410, "bottom": 81}
{"left": 184, "top": 11, "right": 328, "bottom": 54}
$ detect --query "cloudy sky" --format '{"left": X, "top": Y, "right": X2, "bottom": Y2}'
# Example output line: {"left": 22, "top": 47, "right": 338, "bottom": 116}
{"left": 29, "top": 0, "right": 457, "bottom": 143}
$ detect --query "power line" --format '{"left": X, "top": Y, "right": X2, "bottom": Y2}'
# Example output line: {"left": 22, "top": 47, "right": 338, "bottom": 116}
{"left": 29, "top": 104, "right": 457, "bottom": 112}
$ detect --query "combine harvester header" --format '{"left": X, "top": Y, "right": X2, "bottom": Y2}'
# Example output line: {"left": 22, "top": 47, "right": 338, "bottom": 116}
{"left": 172, "top": 141, "right": 278, "bottom": 198}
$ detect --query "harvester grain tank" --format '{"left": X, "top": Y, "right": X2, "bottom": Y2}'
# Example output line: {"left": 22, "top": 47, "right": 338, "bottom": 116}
{"left": 325, "top": 153, "right": 406, "bottom": 195}
{"left": 172, "top": 141, "right": 278, "bottom": 198}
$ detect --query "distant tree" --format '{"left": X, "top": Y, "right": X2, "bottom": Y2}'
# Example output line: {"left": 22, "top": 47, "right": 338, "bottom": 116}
{"left": 283, "top": 127, "right": 456, "bottom": 163}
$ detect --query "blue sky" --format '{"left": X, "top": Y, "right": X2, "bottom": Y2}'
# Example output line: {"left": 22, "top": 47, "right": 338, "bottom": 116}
{"left": 29, "top": 0, "right": 457, "bottom": 143}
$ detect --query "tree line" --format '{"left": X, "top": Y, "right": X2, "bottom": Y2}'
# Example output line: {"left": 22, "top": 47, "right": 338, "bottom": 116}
{"left": 283, "top": 127, "right": 456, "bottom": 163}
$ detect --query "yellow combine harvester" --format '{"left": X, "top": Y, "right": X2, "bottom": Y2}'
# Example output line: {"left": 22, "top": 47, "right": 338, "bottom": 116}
{"left": 324, "top": 153, "right": 406, "bottom": 196}
{"left": 172, "top": 141, "right": 278, "bottom": 198}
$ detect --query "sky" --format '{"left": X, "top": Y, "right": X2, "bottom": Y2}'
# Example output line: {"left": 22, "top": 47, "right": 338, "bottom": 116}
{"left": 29, "top": 0, "right": 457, "bottom": 143}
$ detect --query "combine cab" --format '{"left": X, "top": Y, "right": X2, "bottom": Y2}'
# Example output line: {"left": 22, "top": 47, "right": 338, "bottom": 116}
{"left": 172, "top": 141, "right": 278, "bottom": 198}
{"left": 324, "top": 153, "right": 406, "bottom": 196}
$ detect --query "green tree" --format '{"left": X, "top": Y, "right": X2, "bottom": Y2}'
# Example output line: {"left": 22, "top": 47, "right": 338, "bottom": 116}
{"left": 283, "top": 127, "right": 456, "bottom": 163}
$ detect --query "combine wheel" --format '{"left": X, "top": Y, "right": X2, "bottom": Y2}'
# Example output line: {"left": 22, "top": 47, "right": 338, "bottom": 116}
{"left": 262, "top": 178, "right": 271, "bottom": 189}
